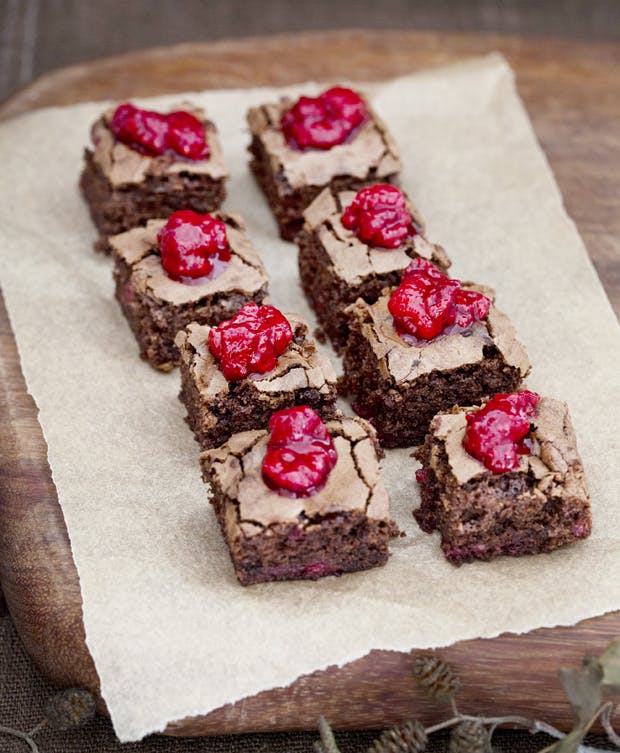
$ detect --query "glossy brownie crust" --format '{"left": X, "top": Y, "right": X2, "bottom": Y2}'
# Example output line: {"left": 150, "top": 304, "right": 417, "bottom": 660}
{"left": 200, "top": 417, "right": 398, "bottom": 585}
{"left": 80, "top": 106, "right": 227, "bottom": 241}
{"left": 341, "top": 295, "right": 530, "bottom": 447}
{"left": 413, "top": 398, "right": 592, "bottom": 564}
{"left": 108, "top": 215, "right": 269, "bottom": 371}
{"left": 247, "top": 100, "right": 401, "bottom": 241}
{"left": 177, "top": 316, "right": 339, "bottom": 449}
{"left": 298, "top": 187, "right": 449, "bottom": 351}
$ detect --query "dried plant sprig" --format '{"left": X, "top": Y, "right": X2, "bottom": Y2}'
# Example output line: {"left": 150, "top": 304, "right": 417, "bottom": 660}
{"left": 0, "top": 723, "right": 41, "bottom": 753}
{"left": 43, "top": 688, "right": 96, "bottom": 730}
{"left": 316, "top": 716, "right": 341, "bottom": 753}
{"left": 0, "top": 686, "right": 96, "bottom": 753}
{"left": 368, "top": 719, "right": 427, "bottom": 753}
{"left": 601, "top": 703, "right": 620, "bottom": 748}
{"left": 412, "top": 655, "right": 461, "bottom": 703}
{"left": 449, "top": 719, "right": 490, "bottom": 753}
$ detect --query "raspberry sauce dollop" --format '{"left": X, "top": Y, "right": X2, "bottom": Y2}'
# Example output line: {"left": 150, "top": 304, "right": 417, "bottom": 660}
{"left": 341, "top": 185, "right": 417, "bottom": 249}
{"left": 388, "top": 258, "right": 491, "bottom": 341}
{"left": 280, "top": 87, "right": 368, "bottom": 150}
{"left": 462, "top": 391, "right": 540, "bottom": 474}
{"left": 157, "top": 210, "right": 230, "bottom": 280}
{"left": 262, "top": 406, "right": 338, "bottom": 497}
{"left": 208, "top": 303, "right": 293, "bottom": 381}
{"left": 110, "top": 104, "right": 209, "bottom": 160}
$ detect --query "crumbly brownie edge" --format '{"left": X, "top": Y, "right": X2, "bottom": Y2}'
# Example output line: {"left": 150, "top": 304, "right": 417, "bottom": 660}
{"left": 248, "top": 136, "right": 398, "bottom": 241}
{"left": 342, "top": 324, "right": 523, "bottom": 448}
{"left": 179, "top": 368, "right": 339, "bottom": 449}
{"left": 414, "top": 436, "right": 592, "bottom": 565}
{"left": 209, "top": 478, "right": 393, "bottom": 586}
{"left": 80, "top": 149, "right": 227, "bottom": 242}
{"left": 298, "top": 226, "right": 406, "bottom": 352}
{"left": 113, "top": 262, "right": 268, "bottom": 370}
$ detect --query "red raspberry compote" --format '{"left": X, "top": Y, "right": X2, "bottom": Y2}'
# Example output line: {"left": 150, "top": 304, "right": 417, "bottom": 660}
{"left": 208, "top": 303, "right": 293, "bottom": 381}
{"left": 462, "top": 391, "right": 540, "bottom": 473}
{"left": 110, "top": 103, "right": 209, "bottom": 160}
{"left": 281, "top": 87, "right": 369, "bottom": 150}
{"left": 388, "top": 258, "right": 491, "bottom": 343}
{"left": 262, "top": 406, "right": 338, "bottom": 497}
{"left": 157, "top": 210, "right": 230, "bottom": 283}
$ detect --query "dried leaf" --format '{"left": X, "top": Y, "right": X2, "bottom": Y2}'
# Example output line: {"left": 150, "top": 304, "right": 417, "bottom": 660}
{"left": 559, "top": 661, "right": 602, "bottom": 726}
{"left": 598, "top": 637, "right": 620, "bottom": 692}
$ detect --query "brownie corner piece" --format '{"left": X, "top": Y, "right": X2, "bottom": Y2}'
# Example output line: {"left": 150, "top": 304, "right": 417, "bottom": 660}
{"left": 341, "top": 293, "right": 530, "bottom": 447}
{"left": 177, "top": 313, "right": 339, "bottom": 449}
{"left": 246, "top": 94, "right": 402, "bottom": 240}
{"left": 414, "top": 396, "right": 592, "bottom": 564}
{"left": 80, "top": 103, "right": 228, "bottom": 241}
{"left": 298, "top": 185, "right": 450, "bottom": 351}
{"left": 200, "top": 415, "right": 397, "bottom": 586}
{"left": 109, "top": 214, "right": 269, "bottom": 371}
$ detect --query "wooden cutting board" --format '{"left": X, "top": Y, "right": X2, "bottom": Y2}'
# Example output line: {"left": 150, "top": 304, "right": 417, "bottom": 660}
{"left": 0, "top": 30, "right": 619, "bottom": 736}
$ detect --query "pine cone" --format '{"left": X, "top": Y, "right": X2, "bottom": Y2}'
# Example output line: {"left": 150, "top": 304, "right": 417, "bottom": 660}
{"left": 412, "top": 655, "right": 461, "bottom": 702}
{"left": 368, "top": 720, "right": 427, "bottom": 753}
{"left": 449, "top": 720, "right": 491, "bottom": 753}
{"left": 44, "top": 688, "right": 96, "bottom": 730}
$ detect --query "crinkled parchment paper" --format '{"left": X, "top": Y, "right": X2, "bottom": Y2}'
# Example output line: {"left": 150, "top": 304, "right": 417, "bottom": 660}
{"left": 1, "top": 55, "right": 619, "bottom": 742}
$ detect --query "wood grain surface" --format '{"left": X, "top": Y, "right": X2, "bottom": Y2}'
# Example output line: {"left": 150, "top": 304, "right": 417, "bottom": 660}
{"left": 0, "top": 30, "right": 619, "bottom": 737}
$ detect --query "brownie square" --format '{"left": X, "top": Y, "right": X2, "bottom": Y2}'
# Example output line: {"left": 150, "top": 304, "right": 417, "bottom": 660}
{"left": 108, "top": 213, "right": 269, "bottom": 371}
{"left": 298, "top": 186, "right": 450, "bottom": 351}
{"left": 341, "top": 292, "right": 530, "bottom": 447}
{"left": 413, "top": 397, "right": 592, "bottom": 564}
{"left": 247, "top": 94, "right": 401, "bottom": 240}
{"left": 176, "top": 314, "right": 339, "bottom": 449}
{"left": 200, "top": 416, "right": 398, "bottom": 585}
{"left": 80, "top": 104, "right": 228, "bottom": 242}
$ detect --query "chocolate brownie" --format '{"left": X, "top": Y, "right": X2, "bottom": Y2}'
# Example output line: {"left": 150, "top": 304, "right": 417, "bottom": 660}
{"left": 108, "top": 214, "right": 269, "bottom": 371}
{"left": 341, "top": 291, "right": 530, "bottom": 447}
{"left": 176, "top": 313, "right": 339, "bottom": 449}
{"left": 413, "top": 397, "right": 592, "bottom": 564}
{"left": 298, "top": 186, "right": 450, "bottom": 351}
{"left": 80, "top": 104, "right": 228, "bottom": 242}
{"left": 247, "top": 91, "right": 401, "bottom": 240}
{"left": 200, "top": 414, "right": 398, "bottom": 585}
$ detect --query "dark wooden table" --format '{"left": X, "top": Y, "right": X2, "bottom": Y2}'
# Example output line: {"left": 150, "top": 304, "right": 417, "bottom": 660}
{"left": 2, "top": 0, "right": 620, "bottom": 105}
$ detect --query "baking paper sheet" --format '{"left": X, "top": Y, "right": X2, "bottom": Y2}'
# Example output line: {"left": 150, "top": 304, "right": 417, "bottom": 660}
{"left": 1, "top": 54, "right": 619, "bottom": 742}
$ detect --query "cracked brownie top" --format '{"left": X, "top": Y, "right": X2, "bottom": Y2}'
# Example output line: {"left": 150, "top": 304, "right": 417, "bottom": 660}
{"left": 302, "top": 187, "right": 449, "bottom": 286}
{"left": 89, "top": 103, "right": 228, "bottom": 188}
{"left": 247, "top": 97, "right": 401, "bottom": 190}
{"left": 176, "top": 314, "right": 337, "bottom": 399}
{"left": 108, "top": 214, "right": 268, "bottom": 305}
{"left": 201, "top": 416, "right": 391, "bottom": 533}
{"left": 345, "top": 291, "right": 531, "bottom": 385}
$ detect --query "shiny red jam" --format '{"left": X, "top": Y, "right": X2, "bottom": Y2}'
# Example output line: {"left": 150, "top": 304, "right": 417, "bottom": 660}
{"left": 388, "top": 258, "right": 491, "bottom": 341}
{"left": 157, "top": 210, "right": 230, "bottom": 280}
{"left": 110, "top": 104, "right": 209, "bottom": 160}
{"left": 463, "top": 391, "right": 540, "bottom": 473}
{"left": 341, "top": 185, "right": 417, "bottom": 249}
{"left": 208, "top": 303, "right": 293, "bottom": 381}
{"left": 262, "top": 406, "right": 338, "bottom": 497}
{"left": 281, "top": 86, "right": 368, "bottom": 150}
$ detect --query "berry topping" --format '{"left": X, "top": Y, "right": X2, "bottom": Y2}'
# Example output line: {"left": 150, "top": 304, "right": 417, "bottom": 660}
{"left": 110, "top": 103, "right": 209, "bottom": 160}
{"left": 281, "top": 87, "right": 368, "bottom": 150}
{"left": 157, "top": 210, "right": 230, "bottom": 280}
{"left": 462, "top": 391, "right": 540, "bottom": 474}
{"left": 262, "top": 406, "right": 338, "bottom": 496}
{"left": 208, "top": 303, "right": 293, "bottom": 381}
{"left": 341, "top": 185, "right": 417, "bottom": 248}
{"left": 388, "top": 258, "right": 491, "bottom": 341}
